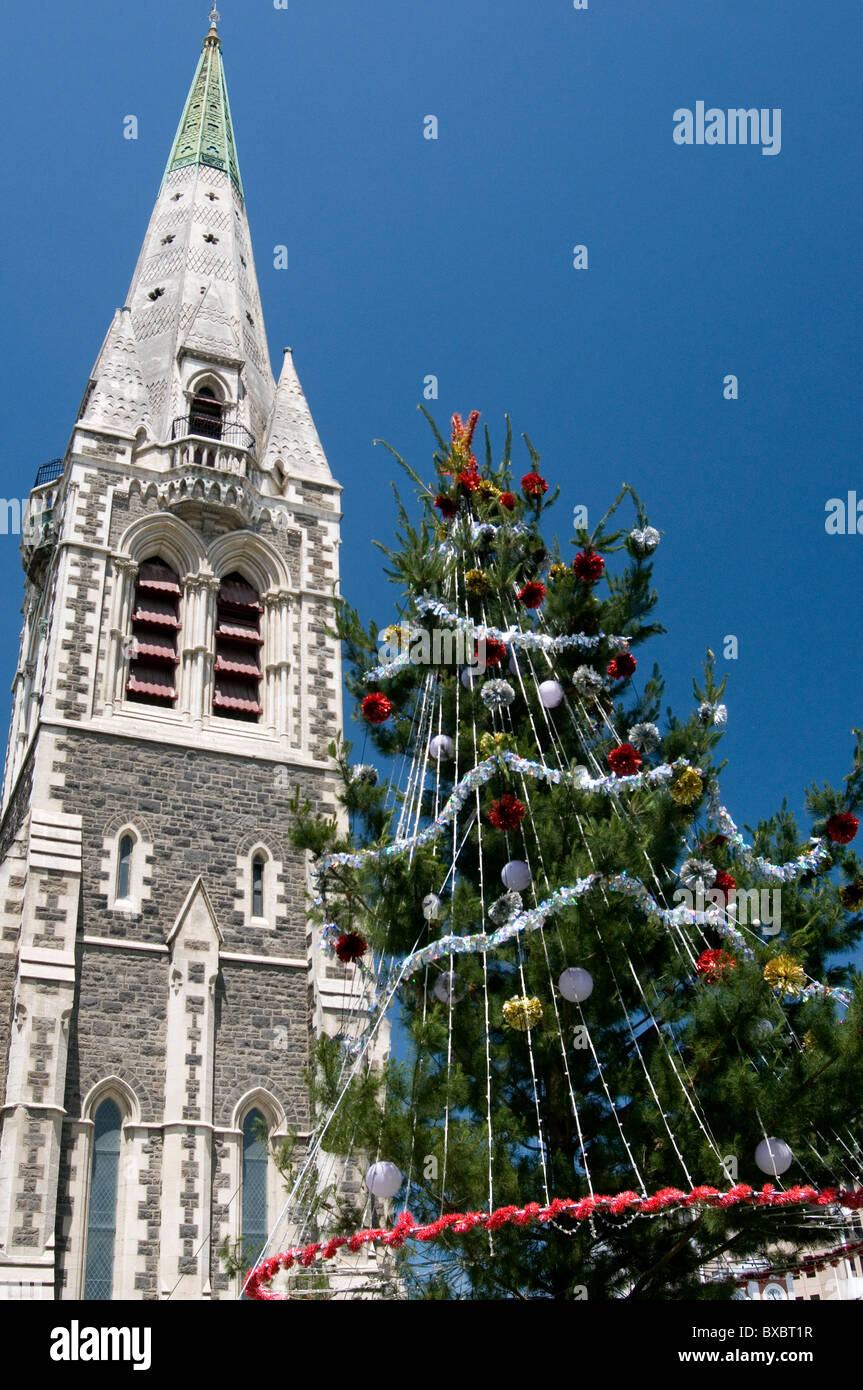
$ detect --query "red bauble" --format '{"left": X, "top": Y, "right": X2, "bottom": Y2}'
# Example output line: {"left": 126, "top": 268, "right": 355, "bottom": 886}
{"left": 607, "top": 653, "right": 637, "bottom": 680}
{"left": 696, "top": 948, "right": 736, "bottom": 983}
{"left": 335, "top": 932, "right": 368, "bottom": 964}
{"left": 521, "top": 471, "right": 549, "bottom": 498}
{"left": 608, "top": 743, "right": 642, "bottom": 777}
{"left": 488, "top": 794, "right": 526, "bottom": 831}
{"left": 478, "top": 639, "right": 507, "bottom": 667}
{"left": 434, "top": 494, "right": 457, "bottom": 518}
{"left": 361, "top": 692, "right": 392, "bottom": 725}
{"left": 518, "top": 581, "right": 547, "bottom": 609}
{"left": 713, "top": 870, "right": 736, "bottom": 902}
{"left": 573, "top": 551, "right": 605, "bottom": 584}
{"left": 826, "top": 812, "right": 859, "bottom": 845}
{"left": 499, "top": 492, "right": 516, "bottom": 511}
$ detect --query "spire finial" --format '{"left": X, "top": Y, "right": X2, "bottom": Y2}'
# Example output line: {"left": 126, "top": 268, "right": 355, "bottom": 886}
{"left": 208, "top": 4, "right": 220, "bottom": 29}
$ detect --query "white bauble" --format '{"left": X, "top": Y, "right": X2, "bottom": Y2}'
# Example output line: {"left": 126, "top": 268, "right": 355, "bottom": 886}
{"left": 538, "top": 679, "right": 565, "bottom": 709}
{"left": 422, "top": 893, "right": 443, "bottom": 922}
{"left": 752, "top": 1019, "right": 774, "bottom": 1039}
{"left": 433, "top": 971, "right": 464, "bottom": 1005}
{"left": 755, "top": 1138, "right": 793, "bottom": 1177}
{"left": 501, "top": 860, "right": 532, "bottom": 892}
{"left": 558, "top": 967, "right": 594, "bottom": 1003}
{"left": 461, "top": 667, "right": 478, "bottom": 689}
{"left": 364, "top": 1161, "right": 403, "bottom": 1198}
{"left": 429, "top": 733, "right": 454, "bottom": 761}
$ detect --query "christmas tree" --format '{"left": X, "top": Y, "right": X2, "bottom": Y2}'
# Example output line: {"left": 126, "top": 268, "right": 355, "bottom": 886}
{"left": 248, "top": 410, "right": 863, "bottom": 1301}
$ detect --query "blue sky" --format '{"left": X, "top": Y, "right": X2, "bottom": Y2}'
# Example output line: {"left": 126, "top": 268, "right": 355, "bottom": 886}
{"left": 2, "top": 0, "right": 862, "bottom": 840}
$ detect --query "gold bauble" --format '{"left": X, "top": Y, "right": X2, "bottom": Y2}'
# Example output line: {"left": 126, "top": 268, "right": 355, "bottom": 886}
{"left": 502, "top": 995, "right": 543, "bottom": 1032}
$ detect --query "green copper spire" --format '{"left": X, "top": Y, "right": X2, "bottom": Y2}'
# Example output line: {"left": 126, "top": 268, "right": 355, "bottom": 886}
{"left": 163, "top": 15, "right": 243, "bottom": 198}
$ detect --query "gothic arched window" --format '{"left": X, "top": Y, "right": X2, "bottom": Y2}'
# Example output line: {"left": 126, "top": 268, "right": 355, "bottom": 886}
{"left": 116, "top": 834, "right": 134, "bottom": 901}
{"left": 213, "top": 572, "right": 263, "bottom": 722}
{"left": 126, "top": 556, "right": 181, "bottom": 707}
{"left": 189, "top": 385, "right": 223, "bottom": 441}
{"left": 242, "top": 1110, "right": 268, "bottom": 1260}
{"left": 251, "top": 854, "right": 265, "bottom": 919}
{"left": 83, "top": 1099, "right": 122, "bottom": 1300}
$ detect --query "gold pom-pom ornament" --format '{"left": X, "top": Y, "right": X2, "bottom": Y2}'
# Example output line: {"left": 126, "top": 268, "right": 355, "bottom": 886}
{"left": 669, "top": 767, "right": 704, "bottom": 806}
{"left": 502, "top": 995, "right": 543, "bottom": 1032}
{"left": 763, "top": 954, "right": 807, "bottom": 998}
{"left": 465, "top": 569, "right": 492, "bottom": 596}
{"left": 475, "top": 480, "right": 500, "bottom": 504}
{"left": 839, "top": 879, "right": 863, "bottom": 911}
{"left": 479, "top": 731, "right": 517, "bottom": 759}
{"left": 548, "top": 563, "right": 570, "bottom": 581}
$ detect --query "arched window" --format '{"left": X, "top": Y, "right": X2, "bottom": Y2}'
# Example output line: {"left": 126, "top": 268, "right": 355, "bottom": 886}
{"left": 251, "top": 854, "right": 265, "bottom": 919}
{"left": 189, "top": 385, "right": 223, "bottom": 441}
{"left": 83, "top": 1099, "right": 122, "bottom": 1300}
{"left": 213, "top": 572, "right": 263, "bottom": 722}
{"left": 242, "top": 1110, "right": 268, "bottom": 1260}
{"left": 126, "top": 556, "right": 181, "bottom": 707}
{"left": 116, "top": 834, "right": 134, "bottom": 900}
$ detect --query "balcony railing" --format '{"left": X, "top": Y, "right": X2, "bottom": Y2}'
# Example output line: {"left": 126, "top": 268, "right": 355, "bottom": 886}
{"left": 33, "top": 458, "right": 65, "bottom": 488}
{"left": 171, "top": 416, "right": 255, "bottom": 453}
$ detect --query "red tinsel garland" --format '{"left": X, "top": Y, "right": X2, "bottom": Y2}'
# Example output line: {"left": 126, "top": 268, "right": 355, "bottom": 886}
{"left": 243, "top": 1183, "right": 863, "bottom": 1299}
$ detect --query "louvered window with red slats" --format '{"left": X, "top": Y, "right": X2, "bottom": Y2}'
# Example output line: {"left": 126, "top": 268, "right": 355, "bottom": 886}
{"left": 126, "top": 557, "right": 181, "bottom": 707}
{"left": 213, "top": 572, "right": 263, "bottom": 722}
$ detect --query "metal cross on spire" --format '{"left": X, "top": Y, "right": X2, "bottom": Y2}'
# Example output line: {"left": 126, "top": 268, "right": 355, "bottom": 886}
{"left": 209, "top": 4, "right": 221, "bottom": 27}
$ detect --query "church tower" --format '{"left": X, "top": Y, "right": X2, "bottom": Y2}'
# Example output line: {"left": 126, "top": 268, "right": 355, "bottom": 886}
{"left": 0, "top": 13, "right": 350, "bottom": 1300}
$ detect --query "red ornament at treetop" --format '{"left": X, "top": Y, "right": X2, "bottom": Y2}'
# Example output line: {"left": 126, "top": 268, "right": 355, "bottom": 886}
{"left": 361, "top": 692, "right": 392, "bottom": 725}
{"left": 521, "top": 471, "right": 549, "bottom": 498}
{"left": 499, "top": 492, "right": 516, "bottom": 511}
{"left": 573, "top": 551, "right": 605, "bottom": 584}
{"left": 826, "top": 812, "right": 859, "bottom": 845}
{"left": 608, "top": 743, "right": 642, "bottom": 777}
{"left": 434, "top": 494, "right": 457, "bottom": 518}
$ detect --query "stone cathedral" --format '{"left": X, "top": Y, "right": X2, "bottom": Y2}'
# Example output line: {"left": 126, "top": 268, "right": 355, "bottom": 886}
{"left": 0, "top": 16, "right": 351, "bottom": 1300}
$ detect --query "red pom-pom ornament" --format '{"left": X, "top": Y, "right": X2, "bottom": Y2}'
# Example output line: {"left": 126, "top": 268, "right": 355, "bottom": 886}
{"left": 521, "top": 472, "right": 549, "bottom": 498}
{"left": 488, "top": 794, "right": 526, "bottom": 831}
{"left": 608, "top": 743, "right": 642, "bottom": 777}
{"left": 713, "top": 870, "right": 736, "bottom": 902}
{"left": 826, "top": 813, "right": 859, "bottom": 845}
{"left": 696, "top": 948, "right": 736, "bottom": 983}
{"left": 335, "top": 932, "right": 368, "bottom": 964}
{"left": 518, "top": 581, "right": 547, "bottom": 609}
{"left": 478, "top": 639, "right": 507, "bottom": 667}
{"left": 573, "top": 551, "right": 605, "bottom": 584}
{"left": 499, "top": 492, "right": 516, "bottom": 511}
{"left": 361, "top": 692, "right": 392, "bottom": 725}
{"left": 434, "top": 495, "right": 457, "bottom": 518}
{"left": 607, "top": 653, "right": 637, "bottom": 680}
